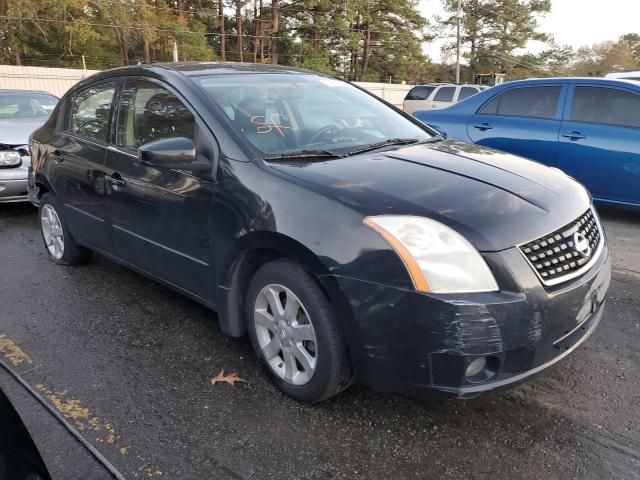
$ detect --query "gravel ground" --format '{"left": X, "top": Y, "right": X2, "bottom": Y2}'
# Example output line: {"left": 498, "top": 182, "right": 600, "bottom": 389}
{"left": 0, "top": 203, "right": 639, "bottom": 480}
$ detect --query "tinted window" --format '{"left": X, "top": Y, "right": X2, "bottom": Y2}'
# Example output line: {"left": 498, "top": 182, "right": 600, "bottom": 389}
{"left": 0, "top": 93, "right": 57, "bottom": 120}
{"left": 71, "top": 83, "right": 116, "bottom": 142}
{"left": 117, "top": 80, "right": 195, "bottom": 149}
{"left": 405, "top": 86, "right": 436, "bottom": 101}
{"left": 458, "top": 87, "right": 480, "bottom": 102}
{"left": 571, "top": 86, "right": 640, "bottom": 128}
{"left": 479, "top": 86, "right": 561, "bottom": 119}
{"left": 434, "top": 87, "right": 455, "bottom": 102}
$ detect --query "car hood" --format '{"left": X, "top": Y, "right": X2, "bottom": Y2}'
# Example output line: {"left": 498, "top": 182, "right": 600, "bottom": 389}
{"left": 268, "top": 140, "right": 591, "bottom": 251}
{"left": 0, "top": 118, "right": 47, "bottom": 146}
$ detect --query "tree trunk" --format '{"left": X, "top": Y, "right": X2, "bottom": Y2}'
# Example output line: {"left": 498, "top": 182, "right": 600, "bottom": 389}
{"left": 176, "top": 0, "right": 185, "bottom": 22}
{"left": 271, "top": 0, "right": 279, "bottom": 64}
{"left": 361, "top": 20, "right": 371, "bottom": 78}
{"left": 253, "top": 0, "right": 258, "bottom": 63}
{"left": 236, "top": 0, "right": 243, "bottom": 62}
{"left": 219, "top": 0, "right": 226, "bottom": 61}
{"left": 143, "top": 38, "right": 151, "bottom": 63}
{"left": 259, "top": 0, "right": 265, "bottom": 62}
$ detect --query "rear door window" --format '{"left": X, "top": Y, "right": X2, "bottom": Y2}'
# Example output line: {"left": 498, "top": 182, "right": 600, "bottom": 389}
{"left": 70, "top": 82, "right": 117, "bottom": 143}
{"left": 479, "top": 86, "right": 561, "bottom": 119}
{"left": 405, "top": 86, "right": 436, "bottom": 101}
{"left": 433, "top": 87, "right": 455, "bottom": 102}
{"left": 571, "top": 86, "right": 640, "bottom": 128}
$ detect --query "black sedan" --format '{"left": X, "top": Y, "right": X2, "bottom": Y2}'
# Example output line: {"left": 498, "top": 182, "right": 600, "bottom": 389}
{"left": 28, "top": 63, "right": 611, "bottom": 403}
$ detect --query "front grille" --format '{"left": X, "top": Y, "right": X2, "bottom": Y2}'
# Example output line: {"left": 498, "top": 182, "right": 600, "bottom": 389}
{"left": 519, "top": 209, "right": 602, "bottom": 286}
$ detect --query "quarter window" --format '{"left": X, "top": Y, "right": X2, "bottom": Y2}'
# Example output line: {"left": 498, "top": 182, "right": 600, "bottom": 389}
{"left": 571, "top": 86, "right": 640, "bottom": 128}
{"left": 434, "top": 87, "right": 455, "bottom": 102}
{"left": 117, "top": 80, "right": 195, "bottom": 149}
{"left": 405, "top": 86, "right": 436, "bottom": 101}
{"left": 479, "top": 86, "right": 561, "bottom": 119}
{"left": 71, "top": 82, "right": 117, "bottom": 142}
{"left": 458, "top": 87, "right": 479, "bottom": 102}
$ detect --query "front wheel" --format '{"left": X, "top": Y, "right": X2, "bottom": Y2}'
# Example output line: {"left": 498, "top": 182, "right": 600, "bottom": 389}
{"left": 39, "top": 193, "right": 91, "bottom": 265}
{"left": 246, "top": 259, "right": 352, "bottom": 403}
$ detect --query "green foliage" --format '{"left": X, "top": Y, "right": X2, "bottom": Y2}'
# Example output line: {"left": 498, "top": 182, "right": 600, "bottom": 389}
{"left": 1, "top": 0, "right": 638, "bottom": 83}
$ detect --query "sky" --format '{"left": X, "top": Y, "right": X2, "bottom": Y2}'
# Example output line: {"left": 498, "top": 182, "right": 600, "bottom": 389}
{"left": 418, "top": 0, "right": 640, "bottom": 61}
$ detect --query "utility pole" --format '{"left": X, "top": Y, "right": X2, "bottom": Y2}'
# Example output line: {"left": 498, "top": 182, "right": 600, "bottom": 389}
{"left": 456, "top": 0, "right": 462, "bottom": 84}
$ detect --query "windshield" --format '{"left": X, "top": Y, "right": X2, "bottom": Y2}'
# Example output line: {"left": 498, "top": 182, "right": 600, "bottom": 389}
{"left": 195, "top": 74, "right": 432, "bottom": 156}
{"left": 0, "top": 93, "right": 58, "bottom": 120}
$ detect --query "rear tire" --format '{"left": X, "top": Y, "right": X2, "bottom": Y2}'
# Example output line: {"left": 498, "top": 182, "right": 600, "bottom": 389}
{"left": 39, "top": 193, "right": 91, "bottom": 266}
{"left": 246, "top": 259, "right": 352, "bottom": 403}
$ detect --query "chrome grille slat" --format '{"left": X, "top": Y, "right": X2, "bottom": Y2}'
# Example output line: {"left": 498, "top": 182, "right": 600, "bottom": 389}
{"left": 519, "top": 209, "right": 602, "bottom": 286}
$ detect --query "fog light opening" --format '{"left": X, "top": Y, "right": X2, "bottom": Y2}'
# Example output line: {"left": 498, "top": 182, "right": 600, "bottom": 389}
{"left": 464, "top": 356, "right": 498, "bottom": 384}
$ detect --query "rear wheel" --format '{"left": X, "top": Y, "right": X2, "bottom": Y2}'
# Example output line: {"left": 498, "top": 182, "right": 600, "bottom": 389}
{"left": 39, "top": 193, "right": 91, "bottom": 265}
{"left": 246, "top": 259, "right": 352, "bottom": 403}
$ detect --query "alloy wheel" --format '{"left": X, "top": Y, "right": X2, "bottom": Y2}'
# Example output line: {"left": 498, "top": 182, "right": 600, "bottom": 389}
{"left": 253, "top": 284, "right": 318, "bottom": 385}
{"left": 41, "top": 204, "right": 64, "bottom": 260}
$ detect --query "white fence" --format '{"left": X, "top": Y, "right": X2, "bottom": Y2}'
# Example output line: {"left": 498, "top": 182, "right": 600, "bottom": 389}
{"left": 354, "top": 82, "right": 412, "bottom": 108}
{"left": 0, "top": 65, "right": 411, "bottom": 106}
{"left": 0, "top": 65, "right": 100, "bottom": 97}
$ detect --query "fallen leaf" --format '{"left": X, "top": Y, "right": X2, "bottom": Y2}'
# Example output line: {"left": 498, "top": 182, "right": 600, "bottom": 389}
{"left": 210, "top": 369, "right": 247, "bottom": 386}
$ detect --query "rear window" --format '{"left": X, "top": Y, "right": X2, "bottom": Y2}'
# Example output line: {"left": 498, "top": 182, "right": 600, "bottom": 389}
{"left": 571, "top": 86, "right": 640, "bottom": 128}
{"left": 433, "top": 87, "right": 455, "bottom": 102}
{"left": 479, "top": 86, "right": 560, "bottom": 119}
{"left": 405, "top": 86, "right": 436, "bottom": 101}
{"left": 0, "top": 93, "right": 57, "bottom": 120}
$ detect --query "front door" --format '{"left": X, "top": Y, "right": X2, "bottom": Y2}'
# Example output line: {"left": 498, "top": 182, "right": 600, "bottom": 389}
{"left": 56, "top": 81, "right": 118, "bottom": 251}
{"left": 466, "top": 85, "right": 565, "bottom": 164}
{"left": 103, "top": 78, "right": 216, "bottom": 300}
{"left": 556, "top": 84, "right": 640, "bottom": 205}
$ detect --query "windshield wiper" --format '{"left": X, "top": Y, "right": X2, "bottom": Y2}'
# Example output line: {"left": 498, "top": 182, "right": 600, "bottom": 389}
{"left": 346, "top": 138, "right": 421, "bottom": 156}
{"left": 264, "top": 149, "right": 346, "bottom": 161}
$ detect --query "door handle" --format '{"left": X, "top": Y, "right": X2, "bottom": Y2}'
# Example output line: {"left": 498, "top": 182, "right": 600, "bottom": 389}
{"left": 473, "top": 122, "right": 493, "bottom": 131}
{"left": 561, "top": 131, "right": 586, "bottom": 140}
{"left": 108, "top": 172, "right": 126, "bottom": 191}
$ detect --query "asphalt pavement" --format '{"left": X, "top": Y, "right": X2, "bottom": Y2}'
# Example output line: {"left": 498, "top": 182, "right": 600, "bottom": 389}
{"left": 0, "top": 203, "right": 639, "bottom": 480}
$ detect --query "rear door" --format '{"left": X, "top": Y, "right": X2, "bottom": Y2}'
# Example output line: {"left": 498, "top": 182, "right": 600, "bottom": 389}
{"left": 466, "top": 85, "right": 565, "bottom": 163}
{"left": 556, "top": 84, "right": 640, "bottom": 205}
{"left": 403, "top": 86, "right": 436, "bottom": 115}
{"left": 56, "top": 81, "right": 119, "bottom": 251}
{"left": 103, "top": 78, "right": 216, "bottom": 299}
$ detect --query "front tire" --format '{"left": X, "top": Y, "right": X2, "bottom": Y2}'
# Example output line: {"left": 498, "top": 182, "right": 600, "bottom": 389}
{"left": 246, "top": 259, "right": 352, "bottom": 403}
{"left": 39, "top": 193, "right": 91, "bottom": 265}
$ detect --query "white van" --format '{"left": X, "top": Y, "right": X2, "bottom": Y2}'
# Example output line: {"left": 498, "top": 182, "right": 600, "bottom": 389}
{"left": 605, "top": 71, "right": 640, "bottom": 81}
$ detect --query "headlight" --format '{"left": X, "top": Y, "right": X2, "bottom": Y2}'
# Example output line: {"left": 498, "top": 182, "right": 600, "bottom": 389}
{"left": 0, "top": 151, "right": 21, "bottom": 167}
{"left": 363, "top": 215, "right": 498, "bottom": 294}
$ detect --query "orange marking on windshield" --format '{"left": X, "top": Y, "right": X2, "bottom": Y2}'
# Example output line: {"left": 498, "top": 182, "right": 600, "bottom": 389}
{"left": 251, "top": 113, "right": 291, "bottom": 136}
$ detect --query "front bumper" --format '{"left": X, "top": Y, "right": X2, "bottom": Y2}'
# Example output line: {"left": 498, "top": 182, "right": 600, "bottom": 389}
{"left": 0, "top": 159, "right": 29, "bottom": 203}
{"left": 334, "top": 241, "right": 611, "bottom": 398}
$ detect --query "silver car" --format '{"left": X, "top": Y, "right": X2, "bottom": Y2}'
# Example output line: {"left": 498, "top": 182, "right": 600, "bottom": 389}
{"left": 0, "top": 90, "right": 58, "bottom": 203}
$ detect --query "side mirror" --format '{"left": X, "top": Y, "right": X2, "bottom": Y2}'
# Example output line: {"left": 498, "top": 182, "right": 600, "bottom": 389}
{"left": 138, "top": 137, "right": 209, "bottom": 171}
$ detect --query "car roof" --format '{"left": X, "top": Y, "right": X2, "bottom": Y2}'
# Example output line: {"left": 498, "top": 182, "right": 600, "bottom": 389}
{"left": 0, "top": 89, "right": 58, "bottom": 97}
{"left": 95, "top": 61, "right": 315, "bottom": 77}
{"left": 64, "top": 62, "right": 334, "bottom": 97}
{"left": 498, "top": 77, "right": 640, "bottom": 87}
